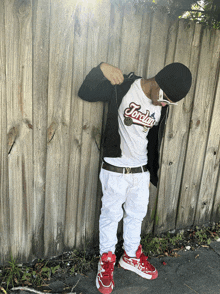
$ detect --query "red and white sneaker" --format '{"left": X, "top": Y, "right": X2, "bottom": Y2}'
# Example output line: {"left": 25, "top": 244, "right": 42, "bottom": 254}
{"left": 119, "top": 245, "right": 158, "bottom": 280}
{"left": 96, "top": 251, "right": 116, "bottom": 294}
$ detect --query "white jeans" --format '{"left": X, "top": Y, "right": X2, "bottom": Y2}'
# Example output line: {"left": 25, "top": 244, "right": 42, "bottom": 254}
{"left": 99, "top": 167, "right": 150, "bottom": 257}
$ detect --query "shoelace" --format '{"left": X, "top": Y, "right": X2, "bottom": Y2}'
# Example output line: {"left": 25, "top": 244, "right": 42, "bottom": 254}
{"left": 101, "top": 261, "right": 114, "bottom": 277}
{"left": 140, "top": 253, "right": 155, "bottom": 271}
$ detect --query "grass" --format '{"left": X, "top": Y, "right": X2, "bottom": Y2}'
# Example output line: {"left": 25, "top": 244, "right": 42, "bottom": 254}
{"left": 141, "top": 222, "right": 220, "bottom": 257}
{"left": 0, "top": 245, "right": 99, "bottom": 292}
{"left": 1, "top": 223, "right": 220, "bottom": 291}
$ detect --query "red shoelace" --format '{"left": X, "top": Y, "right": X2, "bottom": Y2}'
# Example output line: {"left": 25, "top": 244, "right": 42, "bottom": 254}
{"left": 139, "top": 253, "right": 155, "bottom": 271}
{"left": 101, "top": 260, "right": 114, "bottom": 277}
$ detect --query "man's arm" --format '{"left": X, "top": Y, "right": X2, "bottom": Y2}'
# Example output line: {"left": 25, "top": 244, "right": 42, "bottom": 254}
{"left": 78, "top": 63, "right": 124, "bottom": 102}
{"left": 100, "top": 63, "right": 124, "bottom": 85}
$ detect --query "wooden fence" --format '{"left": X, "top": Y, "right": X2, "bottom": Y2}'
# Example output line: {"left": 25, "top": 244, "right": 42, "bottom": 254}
{"left": 0, "top": 0, "right": 220, "bottom": 264}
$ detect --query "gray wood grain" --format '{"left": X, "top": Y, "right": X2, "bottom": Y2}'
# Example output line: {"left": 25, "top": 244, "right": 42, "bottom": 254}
{"left": 32, "top": 0, "right": 50, "bottom": 258}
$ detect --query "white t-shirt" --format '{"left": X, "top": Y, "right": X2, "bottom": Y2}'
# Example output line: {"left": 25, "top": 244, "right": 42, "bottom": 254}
{"left": 104, "top": 78, "right": 162, "bottom": 167}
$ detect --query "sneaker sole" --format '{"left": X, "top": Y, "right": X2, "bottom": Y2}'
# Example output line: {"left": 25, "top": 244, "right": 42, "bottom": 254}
{"left": 96, "top": 274, "right": 114, "bottom": 294}
{"left": 119, "top": 258, "right": 158, "bottom": 280}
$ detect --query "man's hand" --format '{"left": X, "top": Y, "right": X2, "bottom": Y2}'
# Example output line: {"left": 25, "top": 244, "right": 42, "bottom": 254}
{"left": 100, "top": 63, "right": 124, "bottom": 85}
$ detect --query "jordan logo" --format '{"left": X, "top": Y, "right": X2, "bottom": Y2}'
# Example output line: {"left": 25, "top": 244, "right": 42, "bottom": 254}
{"left": 124, "top": 102, "right": 156, "bottom": 131}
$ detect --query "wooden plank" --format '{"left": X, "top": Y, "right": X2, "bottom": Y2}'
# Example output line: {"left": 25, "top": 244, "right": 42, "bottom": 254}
{"left": 212, "top": 73, "right": 220, "bottom": 223}
{"left": 5, "top": 0, "right": 33, "bottom": 261}
{"left": 155, "top": 21, "right": 201, "bottom": 234}
{"left": 64, "top": 3, "right": 89, "bottom": 250}
{"left": 119, "top": 3, "right": 143, "bottom": 73}
{"left": 137, "top": 11, "right": 153, "bottom": 77}
{"left": 195, "top": 31, "right": 220, "bottom": 225}
{"left": 176, "top": 27, "right": 220, "bottom": 230}
{"left": 212, "top": 69, "right": 220, "bottom": 223}
{"left": 165, "top": 19, "right": 179, "bottom": 65}
{"left": 0, "top": 0, "right": 10, "bottom": 265}
{"left": 44, "top": 0, "right": 76, "bottom": 257}
{"left": 146, "top": 9, "right": 170, "bottom": 77}
{"left": 32, "top": 0, "right": 50, "bottom": 258}
{"left": 75, "top": 0, "right": 111, "bottom": 248}
{"left": 107, "top": 2, "right": 124, "bottom": 67}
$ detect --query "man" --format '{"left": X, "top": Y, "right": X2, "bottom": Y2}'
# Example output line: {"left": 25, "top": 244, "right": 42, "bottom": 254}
{"left": 78, "top": 62, "right": 192, "bottom": 294}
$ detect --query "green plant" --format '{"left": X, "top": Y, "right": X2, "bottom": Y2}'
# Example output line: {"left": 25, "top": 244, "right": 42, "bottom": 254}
{"left": 2, "top": 255, "right": 22, "bottom": 289}
{"left": 141, "top": 223, "right": 220, "bottom": 257}
{"left": 70, "top": 246, "right": 97, "bottom": 274}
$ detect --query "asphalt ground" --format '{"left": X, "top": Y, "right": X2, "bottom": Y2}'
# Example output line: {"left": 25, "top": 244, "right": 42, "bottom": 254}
{"left": 13, "top": 241, "right": 220, "bottom": 294}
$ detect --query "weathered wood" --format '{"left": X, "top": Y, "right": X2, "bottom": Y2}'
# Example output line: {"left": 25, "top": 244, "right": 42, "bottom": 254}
{"left": 7, "top": 126, "right": 19, "bottom": 154}
{"left": 119, "top": 4, "right": 143, "bottom": 73}
{"left": 137, "top": 11, "right": 152, "bottom": 77}
{"left": 0, "top": 0, "right": 10, "bottom": 265}
{"left": 176, "top": 27, "right": 220, "bottom": 230}
{"left": 164, "top": 19, "right": 179, "bottom": 65}
{"left": 211, "top": 71, "right": 220, "bottom": 223}
{"left": 195, "top": 30, "right": 220, "bottom": 225}
{"left": 44, "top": 0, "right": 76, "bottom": 257}
{"left": 107, "top": 3, "right": 124, "bottom": 67}
{"left": 32, "top": 0, "right": 50, "bottom": 258}
{"left": 155, "top": 21, "right": 201, "bottom": 234}
{"left": 5, "top": 0, "right": 33, "bottom": 261}
{"left": 64, "top": 3, "right": 89, "bottom": 250}
{"left": 146, "top": 9, "right": 170, "bottom": 77}
{"left": 75, "top": 0, "right": 111, "bottom": 248}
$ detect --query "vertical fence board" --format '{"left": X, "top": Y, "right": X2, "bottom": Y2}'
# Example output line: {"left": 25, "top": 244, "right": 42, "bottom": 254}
{"left": 119, "top": 4, "right": 142, "bottom": 73}
{"left": 64, "top": 4, "right": 89, "bottom": 249}
{"left": 5, "top": 0, "right": 23, "bottom": 258}
{"left": 5, "top": 0, "right": 33, "bottom": 260}
{"left": 75, "top": 0, "right": 111, "bottom": 248}
{"left": 32, "top": 0, "right": 50, "bottom": 258}
{"left": 137, "top": 11, "right": 152, "bottom": 77}
{"left": 176, "top": 28, "right": 220, "bottom": 229}
{"left": 165, "top": 20, "right": 179, "bottom": 65}
{"left": 107, "top": 3, "right": 123, "bottom": 67}
{"left": 211, "top": 75, "right": 220, "bottom": 223}
{"left": 147, "top": 10, "right": 170, "bottom": 77}
{"left": 155, "top": 21, "right": 199, "bottom": 233}
{"left": 0, "top": 0, "right": 10, "bottom": 265}
{"left": 195, "top": 31, "right": 220, "bottom": 225}
{"left": 44, "top": 0, "right": 76, "bottom": 257}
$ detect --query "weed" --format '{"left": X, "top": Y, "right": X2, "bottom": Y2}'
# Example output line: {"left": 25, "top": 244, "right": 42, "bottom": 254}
{"left": 1, "top": 255, "right": 22, "bottom": 290}
{"left": 70, "top": 246, "right": 97, "bottom": 274}
{"left": 141, "top": 223, "right": 220, "bottom": 257}
{"left": 0, "top": 258, "right": 62, "bottom": 290}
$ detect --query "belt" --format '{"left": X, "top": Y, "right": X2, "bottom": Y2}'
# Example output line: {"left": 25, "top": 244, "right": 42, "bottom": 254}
{"left": 102, "top": 161, "right": 148, "bottom": 174}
